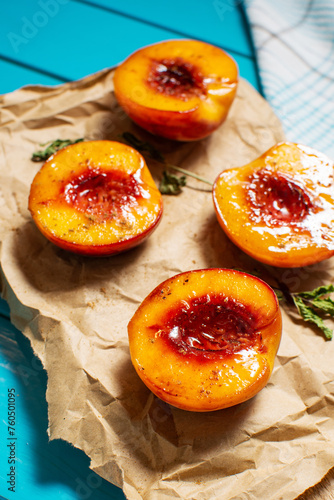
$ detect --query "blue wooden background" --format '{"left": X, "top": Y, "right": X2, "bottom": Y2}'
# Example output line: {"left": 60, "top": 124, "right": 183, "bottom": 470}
{"left": 0, "top": 1, "right": 260, "bottom": 499}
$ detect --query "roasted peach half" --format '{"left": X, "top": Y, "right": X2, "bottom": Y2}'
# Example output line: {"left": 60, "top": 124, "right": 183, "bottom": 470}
{"left": 114, "top": 39, "right": 238, "bottom": 141}
{"left": 213, "top": 142, "right": 334, "bottom": 268}
{"left": 28, "top": 140, "right": 163, "bottom": 256}
{"left": 128, "top": 268, "right": 281, "bottom": 412}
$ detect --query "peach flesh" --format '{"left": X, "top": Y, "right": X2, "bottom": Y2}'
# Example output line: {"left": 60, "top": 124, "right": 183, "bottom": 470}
{"left": 128, "top": 269, "right": 282, "bottom": 412}
{"left": 113, "top": 39, "right": 238, "bottom": 141}
{"left": 213, "top": 142, "right": 334, "bottom": 268}
{"left": 28, "top": 140, "right": 163, "bottom": 256}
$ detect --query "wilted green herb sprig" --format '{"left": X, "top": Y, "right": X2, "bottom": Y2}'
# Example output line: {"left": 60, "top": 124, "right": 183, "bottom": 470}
{"left": 160, "top": 171, "right": 187, "bottom": 195}
{"left": 270, "top": 281, "right": 334, "bottom": 340}
{"left": 31, "top": 138, "right": 84, "bottom": 162}
{"left": 289, "top": 285, "right": 334, "bottom": 340}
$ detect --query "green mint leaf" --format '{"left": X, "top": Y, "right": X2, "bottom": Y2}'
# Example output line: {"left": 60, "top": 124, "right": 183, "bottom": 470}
{"left": 310, "top": 297, "right": 334, "bottom": 315}
{"left": 292, "top": 295, "right": 333, "bottom": 340}
{"left": 31, "top": 138, "right": 84, "bottom": 162}
{"left": 297, "top": 284, "right": 334, "bottom": 300}
{"left": 159, "top": 171, "right": 186, "bottom": 195}
{"left": 122, "top": 132, "right": 165, "bottom": 163}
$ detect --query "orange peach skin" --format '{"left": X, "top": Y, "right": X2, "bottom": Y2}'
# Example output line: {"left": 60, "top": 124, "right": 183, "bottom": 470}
{"left": 28, "top": 140, "right": 163, "bottom": 256}
{"left": 213, "top": 142, "right": 334, "bottom": 268}
{"left": 128, "top": 269, "right": 282, "bottom": 412}
{"left": 114, "top": 39, "right": 238, "bottom": 141}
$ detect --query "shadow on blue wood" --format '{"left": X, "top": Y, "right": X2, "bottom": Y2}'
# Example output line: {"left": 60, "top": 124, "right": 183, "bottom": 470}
{"left": 0, "top": 298, "right": 125, "bottom": 500}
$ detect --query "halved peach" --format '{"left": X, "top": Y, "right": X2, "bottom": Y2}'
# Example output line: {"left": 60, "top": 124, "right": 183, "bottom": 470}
{"left": 28, "top": 140, "right": 163, "bottom": 256}
{"left": 114, "top": 39, "right": 238, "bottom": 141}
{"left": 128, "top": 268, "right": 281, "bottom": 412}
{"left": 213, "top": 142, "right": 334, "bottom": 268}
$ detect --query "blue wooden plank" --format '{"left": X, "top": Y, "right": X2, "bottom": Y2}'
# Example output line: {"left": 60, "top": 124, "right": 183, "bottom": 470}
{"left": 74, "top": 0, "right": 254, "bottom": 57}
{"left": 0, "top": 0, "right": 259, "bottom": 93}
{"left": 0, "top": 314, "right": 126, "bottom": 499}
{"left": 0, "top": 58, "right": 66, "bottom": 95}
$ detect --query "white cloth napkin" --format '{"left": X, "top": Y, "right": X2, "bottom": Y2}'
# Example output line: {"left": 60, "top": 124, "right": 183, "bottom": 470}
{"left": 244, "top": 0, "right": 334, "bottom": 159}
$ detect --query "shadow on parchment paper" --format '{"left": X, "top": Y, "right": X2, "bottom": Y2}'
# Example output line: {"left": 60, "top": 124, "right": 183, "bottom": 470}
{"left": 115, "top": 350, "right": 256, "bottom": 461}
{"left": 10, "top": 220, "right": 153, "bottom": 295}
{"left": 196, "top": 212, "right": 334, "bottom": 292}
{"left": 194, "top": 211, "right": 265, "bottom": 272}
{"left": 266, "top": 260, "right": 333, "bottom": 295}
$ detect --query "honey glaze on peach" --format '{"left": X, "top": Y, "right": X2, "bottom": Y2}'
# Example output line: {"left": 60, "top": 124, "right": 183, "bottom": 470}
{"left": 159, "top": 294, "right": 265, "bottom": 360}
{"left": 247, "top": 168, "right": 316, "bottom": 226}
{"left": 62, "top": 168, "right": 146, "bottom": 222}
{"left": 147, "top": 57, "right": 204, "bottom": 100}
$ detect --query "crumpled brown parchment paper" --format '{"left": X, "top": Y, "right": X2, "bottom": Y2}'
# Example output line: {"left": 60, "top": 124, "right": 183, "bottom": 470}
{"left": 1, "top": 67, "right": 334, "bottom": 500}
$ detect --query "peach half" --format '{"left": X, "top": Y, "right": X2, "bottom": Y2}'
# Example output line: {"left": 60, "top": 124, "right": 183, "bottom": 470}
{"left": 213, "top": 142, "right": 334, "bottom": 268}
{"left": 128, "top": 268, "right": 282, "bottom": 412}
{"left": 28, "top": 140, "right": 163, "bottom": 256}
{"left": 114, "top": 39, "right": 238, "bottom": 141}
